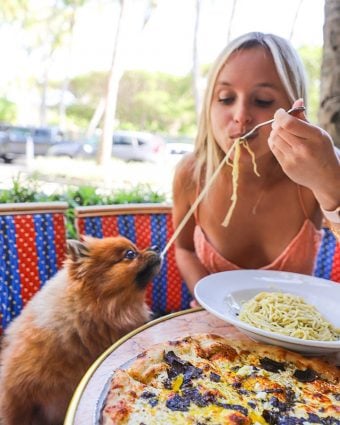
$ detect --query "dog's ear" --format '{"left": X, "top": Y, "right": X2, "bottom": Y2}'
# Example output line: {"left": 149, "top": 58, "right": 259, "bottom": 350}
{"left": 67, "top": 240, "right": 90, "bottom": 261}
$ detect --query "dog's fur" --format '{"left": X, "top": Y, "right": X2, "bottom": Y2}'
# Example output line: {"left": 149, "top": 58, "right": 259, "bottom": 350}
{"left": 0, "top": 236, "right": 161, "bottom": 425}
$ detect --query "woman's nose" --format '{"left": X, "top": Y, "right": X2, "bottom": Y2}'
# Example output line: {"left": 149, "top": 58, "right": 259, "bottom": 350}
{"left": 232, "top": 103, "right": 251, "bottom": 126}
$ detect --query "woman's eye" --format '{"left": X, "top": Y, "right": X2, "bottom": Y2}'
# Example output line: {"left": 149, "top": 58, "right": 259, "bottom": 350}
{"left": 255, "top": 99, "right": 274, "bottom": 108}
{"left": 125, "top": 250, "right": 137, "bottom": 260}
{"left": 218, "top": 97, "right": 234, "bottom": 105}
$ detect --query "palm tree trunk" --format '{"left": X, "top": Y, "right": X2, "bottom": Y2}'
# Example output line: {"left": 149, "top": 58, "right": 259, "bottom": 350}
{"left": 97, "top": 0, "right": 127, "bottom": 166}
{"left": 192, "top": 0, "right": 202, "bottom": 122}
{"left": 319, "top": 0, "right": 340, "bottom": 147}
{"left": 227, "top": 0, "right": 237, "bottom": 43}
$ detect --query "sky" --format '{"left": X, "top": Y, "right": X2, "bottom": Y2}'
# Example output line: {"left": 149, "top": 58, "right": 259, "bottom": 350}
{"left": 67, "top": 0, "right": 325, "bottom": 77}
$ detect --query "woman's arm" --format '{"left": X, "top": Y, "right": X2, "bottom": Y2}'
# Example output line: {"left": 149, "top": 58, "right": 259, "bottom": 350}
{"left": 172, "top": 155, "right": 209, "bottom": 296}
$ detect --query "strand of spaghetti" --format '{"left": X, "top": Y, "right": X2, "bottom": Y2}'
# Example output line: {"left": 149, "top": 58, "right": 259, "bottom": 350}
{"left": 221, "top": 140, "right": 241, "bottom": 227}
{"left": 242, "top": 140, "right": 260, "bottom": 177}
{"left": 161, "top": 139, "right": 240, "bottom": 257}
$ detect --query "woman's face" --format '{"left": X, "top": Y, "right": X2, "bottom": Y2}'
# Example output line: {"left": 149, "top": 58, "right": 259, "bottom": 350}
{"left": 210, "top": 46, "right": 291, "bottom": 161}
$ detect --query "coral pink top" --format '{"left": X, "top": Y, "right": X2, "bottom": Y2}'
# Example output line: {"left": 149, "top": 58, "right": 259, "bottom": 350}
{"left": 194, "top": 186, "right": 322, "bottom": 275}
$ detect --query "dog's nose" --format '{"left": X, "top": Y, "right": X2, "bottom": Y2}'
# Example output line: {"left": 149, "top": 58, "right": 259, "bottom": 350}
{"left": 149, "top": 245, "right": 160, "bottom": 253}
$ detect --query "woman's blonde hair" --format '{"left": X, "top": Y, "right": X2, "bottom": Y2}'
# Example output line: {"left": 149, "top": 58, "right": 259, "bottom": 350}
{"left": 194, "top": 32, "right": 307, "bottom": 184}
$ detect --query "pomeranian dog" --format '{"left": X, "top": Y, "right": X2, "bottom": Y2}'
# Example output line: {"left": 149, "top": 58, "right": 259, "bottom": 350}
{"left": 0, "top": 236, "right": 161, "bottom": 425}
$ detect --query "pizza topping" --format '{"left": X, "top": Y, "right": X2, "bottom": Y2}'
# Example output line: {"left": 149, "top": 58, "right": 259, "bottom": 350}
{"left": 264, "top": 388, "right": 284, "bottom": 394}
{"left": 268, "top": 395, "right": 292, "bottom": 411}
{"left": 293, "top": 368, "right": 318, "bottom": 382}
{"left": 237, "top": 365, "right": 258, "bottom": 377}
{"left": 140, "top": 390, "right": 156, "bottom": 399}
{"left": 259, "top": 357, "right": 286, "bottom": 373}
{"left": 182, "top": 387, "right": 216, "bottom": 407}
{"left": 164, "top": 350, "right": 203, "bottom": 384}
{"left": 215, "top": 402, "right": 248, "bottom": 416}
{"left": 166, "top": 394, "right": 190, "bottom": 411}
{"left": 171, "top": 374, "right": 183, "bottom": 392}
{"left": 210, "top": 372, "right": 221, "bottom": 382}
{"left": 263, "top": 410, "right": 340, "bottom": 425}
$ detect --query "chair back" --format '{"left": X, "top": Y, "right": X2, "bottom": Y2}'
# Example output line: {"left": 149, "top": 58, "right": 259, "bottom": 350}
{"left": 314, "top": 226, "right": 340, "bottom": 282}
{"left": 74, "top": 204, "right": 192, "bottom": 316}
{"left": 0, "top": 202, "right": 68, "bottom": 332}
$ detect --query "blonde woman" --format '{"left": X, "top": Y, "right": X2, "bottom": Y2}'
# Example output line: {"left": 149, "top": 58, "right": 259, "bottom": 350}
{"left": 172, "top": 32, "right": 340, "bottom": 301}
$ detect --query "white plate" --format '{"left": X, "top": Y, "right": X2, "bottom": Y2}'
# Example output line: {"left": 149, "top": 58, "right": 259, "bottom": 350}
{"left": 195, "top": 270, "right": 340, "bottom": 355}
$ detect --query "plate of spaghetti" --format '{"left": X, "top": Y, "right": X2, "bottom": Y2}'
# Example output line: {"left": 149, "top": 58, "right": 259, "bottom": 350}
{"left": 195, "top": 270, "right": 340, "bottom": 355}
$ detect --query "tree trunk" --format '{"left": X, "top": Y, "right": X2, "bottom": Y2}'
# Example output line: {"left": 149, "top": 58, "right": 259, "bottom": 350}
{"left": 97, "top": 0, "right": 127, "bottom": 166}
{"left": 319, "top": 0, "right": 340, "bottom": 147}
{"left": 227, "top": 0, "right": 237, "bottom": 43}
{"left": 289, "top": 0, "right": 304, "bottom": 41}
{"left": 39, "top": 66, "right": 48, "bottom": 126}
{"left": 97, "top": 0, "right": 157, "bottom": 165}
{"left": 59, "top": 5, "right": 77, "bottom": 130}
{"left": 192, "top": 0, "right": 202, "bottom": 122}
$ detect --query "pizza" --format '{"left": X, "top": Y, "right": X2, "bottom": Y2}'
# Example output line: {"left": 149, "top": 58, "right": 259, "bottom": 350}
{"left": 100, "top": 334, "right": 340, "bottom": 424}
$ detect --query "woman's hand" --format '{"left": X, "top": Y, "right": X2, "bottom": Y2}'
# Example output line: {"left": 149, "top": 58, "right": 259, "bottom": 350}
{"left": 190, "top": 299, "right": 200, "bottom": 308}
{"left": 268, "top": 99, "right": 340, "bottom": 209}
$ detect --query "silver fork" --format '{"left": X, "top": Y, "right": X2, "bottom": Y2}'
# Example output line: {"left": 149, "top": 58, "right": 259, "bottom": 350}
{"left": 239, "top": 106, "right": 306, "bottom": 141}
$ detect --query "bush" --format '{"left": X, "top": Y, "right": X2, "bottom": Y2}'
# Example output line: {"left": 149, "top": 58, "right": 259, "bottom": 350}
{"left": 0, "top": 175, "right": 166, "bottom": 238}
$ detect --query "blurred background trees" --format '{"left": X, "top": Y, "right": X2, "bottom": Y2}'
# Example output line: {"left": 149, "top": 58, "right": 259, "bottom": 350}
{"left": 0, "top": 0, "right": 337, "bottom": 151}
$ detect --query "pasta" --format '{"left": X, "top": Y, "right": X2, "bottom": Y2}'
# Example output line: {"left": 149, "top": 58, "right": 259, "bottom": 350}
{"left": 162, "top": 138, "right": 239, "bottom": 256}
{"left": 238, "top": 291, "right": 340, "bottom": 341}
{"left": 222, "top": 139, "right": 260, "bottom": 227}
{"left": 162, "top": 138, "right": 258, "bottom": 256}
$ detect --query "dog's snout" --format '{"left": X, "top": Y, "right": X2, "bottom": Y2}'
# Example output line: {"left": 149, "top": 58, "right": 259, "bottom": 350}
{"left": 149, "top": 245, "right": 160, "bottom": 253}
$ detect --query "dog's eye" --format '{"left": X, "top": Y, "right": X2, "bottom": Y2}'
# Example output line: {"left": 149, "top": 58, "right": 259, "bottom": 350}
{"left": 125, "top": 250, "right": 137, "bottom": 260}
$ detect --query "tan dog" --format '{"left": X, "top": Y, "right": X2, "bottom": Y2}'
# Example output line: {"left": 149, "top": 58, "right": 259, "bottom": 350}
{"left": 0, "top": 236, "right": 161, "bottom": 425}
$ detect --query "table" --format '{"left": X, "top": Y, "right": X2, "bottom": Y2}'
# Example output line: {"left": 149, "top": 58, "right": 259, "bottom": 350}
{"left": 64, "top": 307, "right": 251, "bottom": 424}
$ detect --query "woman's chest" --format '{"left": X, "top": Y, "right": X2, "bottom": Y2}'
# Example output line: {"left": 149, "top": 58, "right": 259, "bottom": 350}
{"left": 196, "top": 186, "right": 312, "bottom": 268}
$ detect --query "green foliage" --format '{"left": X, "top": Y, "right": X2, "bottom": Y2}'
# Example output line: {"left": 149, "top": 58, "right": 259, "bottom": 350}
{"left": 0, "top": 98, "right": 16, "bottom": 122}
{"left": 0, "top": 175, "right": 166, "bottom": 238}
{"left": 66, "top": 103, "right": 95, "bottom": 128}
{"left": 298, "top": 46, "right": 322, "bottom": 124}
{"left": 117, "top": 70, "right": 195, "bottom": 135}
{"left": 65, "top": 69, "right": 196, "bottom": 136}
{"left": 0, "top": 174, "right": 46, "bottom": 203}
{"left": 68, "top": 71, "right": 106, "bottom": 104}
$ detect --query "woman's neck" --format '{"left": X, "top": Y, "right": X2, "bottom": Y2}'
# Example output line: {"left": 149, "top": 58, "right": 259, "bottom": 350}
{"left": 237, "top": 155, "right": 284, "bottom": 187}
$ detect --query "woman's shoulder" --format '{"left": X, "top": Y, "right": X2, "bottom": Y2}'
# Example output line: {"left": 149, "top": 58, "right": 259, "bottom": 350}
{"left": 173, "top": 152, "right": 197, "bottom": 193}
{"left": 174, "top": 152, "right": 197, "bottom": 179}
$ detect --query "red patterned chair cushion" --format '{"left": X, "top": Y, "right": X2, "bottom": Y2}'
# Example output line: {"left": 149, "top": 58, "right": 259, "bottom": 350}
{"left": 74, "top": 204, "right": 192, "bottom": 316}
{"left": 0, "top": 202, "right": 68, "bottom": 333}
{"left": 313, "top": 226, "right": 340, "bottom": 282}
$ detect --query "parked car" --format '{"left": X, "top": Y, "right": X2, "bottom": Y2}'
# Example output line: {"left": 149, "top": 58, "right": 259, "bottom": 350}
{"left": 164, "top": 135, "right": 194, "bottom": 155}
{"left": 166, "top": 142, "right": 194, "bottom": 155}
{"left": 47, "top": 139, "right": 93, "bottom": 159}
{"left": 0, "top": 125, "right": 65, "bottom": 163}
{"left": 48, "top": 130, "right": 167, "bottom": 163}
